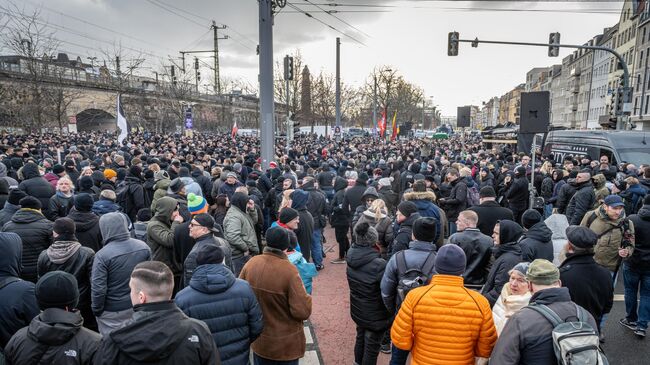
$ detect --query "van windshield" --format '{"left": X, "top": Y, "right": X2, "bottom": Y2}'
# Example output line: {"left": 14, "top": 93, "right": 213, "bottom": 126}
{"left": 618, "top": 148, "right": 650, "bottom": 166}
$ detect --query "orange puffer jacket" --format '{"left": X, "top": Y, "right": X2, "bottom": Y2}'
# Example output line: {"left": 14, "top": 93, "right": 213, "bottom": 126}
{"left": 391, "top": 275, "right": 497, "bottom": 364}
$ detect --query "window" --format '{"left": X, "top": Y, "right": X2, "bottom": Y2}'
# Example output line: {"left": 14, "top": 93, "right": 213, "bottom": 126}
{"left": 635, "top": 97, "right": 639, "bottom": 113}
{"left": 640, "top": 51, "right": 644, "bottom": 68}
{"left": 645, "top": 95, "right": 649, "bottom": 114}
{"left": 643, "top": 27, "right": 647, "bottom": 43}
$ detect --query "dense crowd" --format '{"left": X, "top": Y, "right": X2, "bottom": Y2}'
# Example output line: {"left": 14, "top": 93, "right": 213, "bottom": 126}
{"left": 0, "top": 130, "right": 648, "bottom": 365}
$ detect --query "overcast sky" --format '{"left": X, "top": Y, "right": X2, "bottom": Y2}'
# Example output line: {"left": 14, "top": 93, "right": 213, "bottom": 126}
{"left": 5, "top": 0, "right": 625, "bottom": 116}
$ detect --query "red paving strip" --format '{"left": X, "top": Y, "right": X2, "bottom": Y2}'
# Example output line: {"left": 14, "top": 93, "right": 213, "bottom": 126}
{"left": 310, "top": 227, "right": 390, "bottom": 365}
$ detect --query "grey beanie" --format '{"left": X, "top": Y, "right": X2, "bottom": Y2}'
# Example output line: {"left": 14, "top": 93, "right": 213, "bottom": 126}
{"left": 354, "top": 222, "right": 379, "bottom": 246}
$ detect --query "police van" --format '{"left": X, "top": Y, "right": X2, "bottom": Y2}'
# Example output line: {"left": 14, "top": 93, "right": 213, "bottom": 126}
{"left": 542, "top": 130, "right": 650, "bottom": 166}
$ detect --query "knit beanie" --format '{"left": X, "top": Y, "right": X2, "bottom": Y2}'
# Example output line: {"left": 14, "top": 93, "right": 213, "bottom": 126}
{"left": 196, "top": 244, "right": 225, "bottom": 266}
{"left": 187, "top": 193, "right": 207, "bottom": 215}
{"left": 279, "top": 207, "right": 299, "bottom": 224}
{"left": 169, "top": 178, "right": 185, "bottom": 194}
{"left": 36, "top": 271, "right": 79, "bottom": 310}
{"left": 8, "top": 189, "right": 27, "bottom": 206}
{"left": 79, "top": 176, "right": 94, "bottom": 190}
{"left": 103, "top": 169, "right": 117, "bottom": 180}
{"left": 354, "top": 222, "right": 379, "bottom": 246}
{"left": 412, "top": 217, "right": 437, "bottom": 243}
{"left": 397, "top": 201, "right": 418, "bottom": 217}
{"left": 52, "top": 164, "right": 65, "bottom": 175}
{"left": 266, "top": 226, "right": 290, "bottom": 251}
{"left": 74, "top": 193, "right": 94, "bottom": 212}
{"left": 19, "top": 196, "right": 41, "bottom": 210}
{"left": 526, "top": 259, "right": 560, "bottom": 285}
{"left": 129, "top": 165, "right": 142, "bottom": 178}
{"left": 521, "top": 209, "right": 542, "bottom": 229}
{"left": 435, "top": 244, "right": 466, "bottom": 276}
{"left": 53, "top": 217, "right": 76, "bottom": 237}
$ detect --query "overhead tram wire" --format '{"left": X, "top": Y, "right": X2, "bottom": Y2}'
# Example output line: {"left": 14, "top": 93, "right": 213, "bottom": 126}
{"left": 296, "top": 0, "right": 371, "bottom": 38}
{"left": 285, "top": 3, "right": 366, "bottom": 47}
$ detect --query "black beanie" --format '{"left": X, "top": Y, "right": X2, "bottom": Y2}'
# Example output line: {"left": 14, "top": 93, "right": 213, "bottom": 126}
{"left": 521, "top": 209, "right": 542, "bottom": 229}
{"left": 412, "top": 217, "right": 437, "bottom": 242}
{"left": 196, "top": 244, "right": 225, "bottom": 266}
{"left": 354, "top": 222, "right": 379, "bottom": 246}
{"left": 397, "top": 201, "right": 418, "bottom": 217}
{"left": 266, "top": 226, "right": 290, "bottom": 251}
{"left": 36, "top": 271, "right": 79, "bottom": 310}
{"left": 19, "top": 196, "right": 41, "bottom": 210}
{"left": 74, "top": 193, "right": 94, "bottom": 212}
{"left": 8, "top": 189, "right": 27, "bottom": 206}
{"left": 279, "top": 207, "right": 299, "bottom": 224}
{"left": 129, "top": 165, "right": 142, "bottom": 178}
{"left": 53, "top": 217, "right": 76, "bottom": 237}
{"left": 79, "top": 176, "right": 94, "bottom": 190}
{"left": 52, "top": 164, "right": 65, "bottom": 175}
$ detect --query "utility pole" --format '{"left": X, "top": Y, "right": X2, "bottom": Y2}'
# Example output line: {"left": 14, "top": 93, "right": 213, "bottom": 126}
{"left": 372, "top": 73, "right": 377, "bottom": 138}
{"left": 335, "top": 37, "right": 341, "bottom": 135}
{"left": 259, "top": 0, "right": 275, "bottom": 169}
{"left": 194, "top": 57, "right": 200, "bottom": 93}
{"left": 212, "top": 21, "right": 228, "bottom": 94}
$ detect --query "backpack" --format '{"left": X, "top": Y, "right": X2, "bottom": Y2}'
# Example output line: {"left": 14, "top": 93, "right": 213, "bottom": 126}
{"left": 395, "top": 250, "right": 436, "bottom": 309}
{"left": 466, "top": 185, "right": 480, "bottom": 207}
{"left": 115, "top": 182, "right": 131, "bottom": 214}
{"left": 528, "top": 303, "right": 609, "bottom": 365}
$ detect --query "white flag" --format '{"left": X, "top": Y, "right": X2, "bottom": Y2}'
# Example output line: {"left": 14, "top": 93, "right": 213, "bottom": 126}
{"left": 116, "top": 94, "right": 128, "bottom": 145}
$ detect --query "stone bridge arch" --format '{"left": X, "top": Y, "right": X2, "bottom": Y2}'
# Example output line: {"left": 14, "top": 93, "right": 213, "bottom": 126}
{"left": 75, "top": 108, "right": 116, "bottom": 132}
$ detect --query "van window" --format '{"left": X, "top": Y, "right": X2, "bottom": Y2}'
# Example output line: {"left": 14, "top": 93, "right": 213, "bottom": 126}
{"left": 599, "top": 149, "right": 617, "bottom": 166}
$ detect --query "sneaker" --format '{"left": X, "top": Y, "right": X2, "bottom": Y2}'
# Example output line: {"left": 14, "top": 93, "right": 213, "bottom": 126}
{"left": 635, "top": 328, "right": 646, "bottom": 338}
{"left": 380, "top": 343, "right": 391, "bottom": 354}
{"left": 315, "top": 264, "right": 325, "bottom": 271}
{"left": 330, "top": 258, "right": 346, "bottom": 264}
{"left": 620, "top": 318, "right": 638, "bottom": 331}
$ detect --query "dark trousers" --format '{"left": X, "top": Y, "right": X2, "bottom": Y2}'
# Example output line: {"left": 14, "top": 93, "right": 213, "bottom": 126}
{"left": 389, "top": 346, "right": 409, "bottom": 365}
{"left": 354, "top": 326, "right": 383, "bottom": 365}
{"left": 253, "top": 353, "right": 299, "bottom": 365}
{"left": 232, "top": 256, "right": 251, "bottom": 277}
{"left": 334, "top": 225, "right": 350, "bottom": 259}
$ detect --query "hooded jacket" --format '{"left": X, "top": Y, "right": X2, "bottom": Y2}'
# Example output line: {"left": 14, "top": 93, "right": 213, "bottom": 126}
{"left": 94, "top": 301, "right": 219, "bottom": 365}
{"left": 18, "top": 163, "right": 55, "bottom": 211}
{"left": 147, "top": 196, "right": 182, "bottom": 274}
{"left": 223, "top": 193, "right": 259, "bottom": 258}
{"left": 506, "top": 173, "right": 529, "bottom": 210}
{"left": 175, "top": 264, "right": 264, "bottom": 365}
{"left": 354, "top": 209, "right": 394, "bottom": 253}
{"left": 0, "top": 201, "right": 19, "bottom": 228}
{"left": 566, "top": 181, "right": 596, "bottom": 225}
{"left": 67, "top": 208, "right": 103, "bottom": 252}
{"left": 92, "top": 198, "right": 122, "bottom": 216}
{"left": 4, "top": 308, "right": 101, "bottom": 365}
{"left": 291, "top": 190, "right": 315, "bottom": 261}
{"left": 301, "top": 180, "right": 327, "bottom": 229}
{"left": 582, "top": 206, "right": 636, "bottom": 271}
{"left": 0, "top": 232, "right": 39, "bottom": 349}
{"left": 628, "top": 204, "right": 650, "bottom": 270}
{"left": 346, "top": 243, "right": 391, "bottom": 332}
{"left": 403, "top": 190, "right": 446, "bottom": 246}
{"left": 519, "top": 221, "right": 554, "bottom": 262}
{"left": 449, "top": 228, "right": 494, "bottom": 286}
{"left": 481, "top": 220, "right": 523, "bottom": 307}
{"left": 151, "top": 177, "right": 171, "bottom": 211}
{"left": 351, "top": 186, "right": 380, "bottom": 229}
{"left": 2, "top": 208, "right": 54, "bottom": 283}
{"left": 592, "top": 174, "right": 609, "bottom": 207}
{"left": 330, "top": 177, "right": 350, "bottom": 227}
{"left": 91, "top": 212, "right": 151, "bottom": 316}
{"left": 389, "top": 212, "right": 422, "bottom": 256}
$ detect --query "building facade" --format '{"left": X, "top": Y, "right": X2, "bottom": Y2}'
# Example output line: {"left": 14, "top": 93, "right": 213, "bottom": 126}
{"left": 631, "top": 1, "right": 650, "bottom": 130}
{"left": 588, "top": 26, "right": 618, "bottom": 128}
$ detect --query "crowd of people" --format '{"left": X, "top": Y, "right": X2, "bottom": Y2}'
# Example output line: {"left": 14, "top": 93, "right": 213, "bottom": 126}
{"left": 0, "top": 129, "right": 648, "bottom": 365}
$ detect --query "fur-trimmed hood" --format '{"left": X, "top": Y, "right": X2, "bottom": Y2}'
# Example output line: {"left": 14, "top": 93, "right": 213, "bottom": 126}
{"left": 403, "top": 190, "right": 436, "bottom": 203}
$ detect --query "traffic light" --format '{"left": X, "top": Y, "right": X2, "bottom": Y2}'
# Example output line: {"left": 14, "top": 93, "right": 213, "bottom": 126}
{"left": 197, "top": 71, "right": 201, "bottom": 81}
{"left": 293, "top": 120, "right": 300, "bottom": 134}
{"left": 615, "top": 87, "right": 624, "bottom": 116}
{"left": 171, "top": 65, "right": 177, "bottom": 85}
{"left": 194, "top": 57, "right": 199, "bottom": 70}
{"left": 548, "top": 32, "right": 560, "bottom": 57}
{"left": 284, "top": 55, "right": 294, "bottom": 80}
{"left": 448, "top": 32, "right": 459, "bottom": 56}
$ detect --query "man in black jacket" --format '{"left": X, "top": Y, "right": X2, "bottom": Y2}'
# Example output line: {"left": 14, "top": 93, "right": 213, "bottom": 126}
{"left": 469, "top": 186, "right": 514, "bottom": 237}
{"left": 4, "top": 271, "right": 101, "bottom": 365}
{"left": 566, "top": 170, "right": 596, "bottom": 225}
{"left": 94, "top": 261, "right": 219, "bottom": 365}
{"left": 122, "top": 166, "right": 146, "bottom": 223}
{"left": 301, "top": 177, "right": 327, "bottom": 270}
{"left": 504, "top": 166, "right": 529, "bottom": 224}
{"left": 519, "top": 209, "right": 554, "bottom": 262}
{"left": 389, "top": 202, "right": 421, "bottom": 256}
{"left": 18, "top": 162, "right": 55, "bottom": 213}
{"left": 449, "top": 210, "right": 493, "bottom": 287}
{"left": 560, "top": 226, "right": 613, "bottom": 333}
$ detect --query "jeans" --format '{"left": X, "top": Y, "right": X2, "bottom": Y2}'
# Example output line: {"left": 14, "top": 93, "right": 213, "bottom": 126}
{"left": 323, "top": 187, "right": 334, "bottom": 203}
{"left": 623, "top": 263, "right": 650, "bottom": 330}
{"left": 389, "top": 345, "right": 409, "bottom": 365}
{"left": 311, "top": 228, "right": 323, "bottom": 266}
{"left": 544, "top": 203, "right": 553, "bottom": 219}
{"left": 232, "top": 255, "right": 251, "bottom": 277}
{"left": 354, "top": 326, "right": 383, "bottom": 365}
{"left": 334, "top": 225, "right": 350, "bottom": 259}
{"left": 253, "top": 353, "right": 299, "bottom": 365}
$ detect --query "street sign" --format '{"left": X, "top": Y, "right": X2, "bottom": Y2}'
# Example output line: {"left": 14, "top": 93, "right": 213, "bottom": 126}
{"left": 185, "top": 107, "right": 193, "bottom": 129}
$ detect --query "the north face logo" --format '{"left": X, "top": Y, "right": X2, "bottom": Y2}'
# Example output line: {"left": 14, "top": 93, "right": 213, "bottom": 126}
{"left": 64, "top": 350, "right": 77, "bottom": 357}
{"left": 188, "top": 335, "right": 199, "bottom": 343}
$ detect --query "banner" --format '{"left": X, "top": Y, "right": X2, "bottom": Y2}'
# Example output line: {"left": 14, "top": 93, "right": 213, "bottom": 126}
{"left": 116, "top": 94, "right": 128, "bottom": 145}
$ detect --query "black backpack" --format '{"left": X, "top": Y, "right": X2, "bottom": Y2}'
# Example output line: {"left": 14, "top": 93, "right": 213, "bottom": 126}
{"left": 395, "top": 250, "right": 436, "bottom": 309}
{"left": 115, "top": 182, "right": 131, "bottom": 214}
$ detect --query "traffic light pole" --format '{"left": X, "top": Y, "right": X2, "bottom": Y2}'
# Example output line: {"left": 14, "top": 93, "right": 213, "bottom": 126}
{"left": 259, "top": 0, "right": 275, "bottom": 169}
{"left": 455, "top": 37, "right": 632, "bottom": 129}
{"left": 286, "top": 77, "right": 291, "bottom": 152}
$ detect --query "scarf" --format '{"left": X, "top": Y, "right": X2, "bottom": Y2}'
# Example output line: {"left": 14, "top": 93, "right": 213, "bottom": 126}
{"left": 47, "top": 240, "right": 82, "bottom": 264}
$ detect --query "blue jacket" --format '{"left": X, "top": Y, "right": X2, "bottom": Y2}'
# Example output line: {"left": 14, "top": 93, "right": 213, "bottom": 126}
{"left": 175, "top": 264, "right": 264, "bottom": 365}
{"left": 288, "top": 251, "right": 318, "bottom": 295}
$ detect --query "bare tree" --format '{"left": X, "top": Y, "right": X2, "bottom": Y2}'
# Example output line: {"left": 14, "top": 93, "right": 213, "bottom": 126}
{"left": 311, "top": 70, "right": 335, "bottom": 134}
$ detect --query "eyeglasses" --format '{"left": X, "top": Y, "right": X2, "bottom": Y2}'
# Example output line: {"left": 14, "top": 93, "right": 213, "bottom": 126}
{"left": 190, "top": 223, "right": 203, "bottom": 228}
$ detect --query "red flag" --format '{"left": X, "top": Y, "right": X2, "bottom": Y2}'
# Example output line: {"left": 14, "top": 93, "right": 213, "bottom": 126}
{"left": 231, "top": 121, "right": 238, "bottom": 140}
{"left": 378, "top": 109, "right": 387, "bottom": 137}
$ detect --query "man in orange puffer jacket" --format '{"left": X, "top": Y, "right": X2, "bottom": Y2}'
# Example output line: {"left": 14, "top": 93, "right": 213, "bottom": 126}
{"left": 391, "top": 244, "right": 497, "bottom": 364}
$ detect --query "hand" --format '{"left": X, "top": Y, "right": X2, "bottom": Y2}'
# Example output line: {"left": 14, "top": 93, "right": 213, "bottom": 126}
{"left": 172, "top": 210, "right": 183, "bottom": 223}
{"left": 247, "top": 199, "right": 255, "bottom": 210}
{"left": 619, "top": 248, "right": 630, "bottom": 258}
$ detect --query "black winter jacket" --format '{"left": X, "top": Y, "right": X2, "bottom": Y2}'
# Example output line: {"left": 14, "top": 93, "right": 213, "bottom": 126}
{"left": 506, "top": 175, "right": 529, "bottom": 210}
{"left": 0, "top": 232, "right": 39, "bottom": 349}
{"left": 441, "top": 178, "right": 467, "bottom": 222}
{"left": 94, "top": 301, "right": 220, "bottom": 365}
{"left": 330, "top": 177, "right": 351, "bottom": 227}
{"left": 342, "top": 181, "right": 368, "bottom": 218}
{"left": 566, "top": 181, "right": 596, "bottom": 225}
{"left": 560, "top": 253, "right": 613, "bottom": 329}
{"left": 346, "top": 244, "right": 391, "bottom": 332}
{"left": 481, "top": 220, "right": 523, "bottom": 307}
{"left": 377, "top": 185, "right": 399, "bottom": 215}
{"left": 4, "top": 308, "right": 101, "bottom": 365}
{"left": 176, "top": 264, "right": 263, "bottom": 365}
{"left": 302, "top": 180, "right": 328, "bottom": 229}
{"left": 123, "top": 175, "right": 146, "bottom": 223}
{"left": 449, "top": 228, "right": 493, "bottom": 286}
{"left": 519, "top": 221, "right": 554, "bottom": 262}
{"left": 2, "top": 209, "right": 54, "bottom": 283}
{"left": 389, "top": 212, "right": 421, "bottom": 256}
{"left": 46, "top": 193, "right": 74, "bottom": 221}
{"left": 67, "top": 208, "right": 103, "bottom": 252}
{"left": 556, "top": 179, "right": 577, "bottom": 214}
{"left": 468, "top": 200, "right": 514, "bottom": 237}
{"left": 18, "top": 163, "right": 55, "bottom": 212}
{"left": 628, "top": 205, "right": 650, "bottom": 270}
{"left": 0, "top": 202, "right": 19, "bottom": 228}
